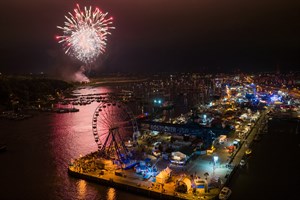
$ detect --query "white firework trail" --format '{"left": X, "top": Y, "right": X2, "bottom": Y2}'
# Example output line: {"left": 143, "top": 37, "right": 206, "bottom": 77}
{"left": 56, "top": 4, "right": 115, "bottom": 64}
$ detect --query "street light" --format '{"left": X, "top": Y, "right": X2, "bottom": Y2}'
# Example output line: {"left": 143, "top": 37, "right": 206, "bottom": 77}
{"left": 213, "top": 156, "right": 219, "bottom": 165}
{"left": 213, "top": 156, "right": 219, "bottom": 177}
{"left": 153, "top": 99, "right": 162, "bottom": 104}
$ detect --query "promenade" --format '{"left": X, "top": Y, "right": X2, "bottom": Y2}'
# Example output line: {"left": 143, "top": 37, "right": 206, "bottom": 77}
{"left": 230, "top": 110, "right": 268, "bottom": 166}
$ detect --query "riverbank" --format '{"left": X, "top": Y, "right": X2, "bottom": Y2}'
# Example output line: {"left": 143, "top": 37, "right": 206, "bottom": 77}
{"left": 0, "top": 75, "right": 73, "bottom": 111}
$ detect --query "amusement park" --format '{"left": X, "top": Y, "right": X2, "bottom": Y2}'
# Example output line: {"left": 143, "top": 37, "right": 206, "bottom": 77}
{"left": 66, "top": 90, "right": 264, "bottom": 200}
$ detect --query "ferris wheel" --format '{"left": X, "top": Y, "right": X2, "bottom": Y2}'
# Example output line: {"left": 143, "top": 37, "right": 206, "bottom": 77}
{"left": 92, "top": 97, "right": 139, "bottom": 163}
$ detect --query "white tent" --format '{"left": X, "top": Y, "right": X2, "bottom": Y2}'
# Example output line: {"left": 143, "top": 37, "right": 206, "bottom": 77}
{"left": 156, "top": 167, "right": 172, "bottom": 184}
{"left": 170, "top": 151, "right": 187, "bottom": 165}
{"left": 181, "top": 177, "right": 192, "bottom": 191}
{"left": 176, "top": 177, "right": 192, "bottom": 193}
{"left": 171, "top": 151, "right": 186, "bottom": 160}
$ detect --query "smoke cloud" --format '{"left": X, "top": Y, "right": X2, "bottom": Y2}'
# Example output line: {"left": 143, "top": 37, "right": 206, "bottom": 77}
{"left": 72, "top": 66, "right": 90, "bottom": 83}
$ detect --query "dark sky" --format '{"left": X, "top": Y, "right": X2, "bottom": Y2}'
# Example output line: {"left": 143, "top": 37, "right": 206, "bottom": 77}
{"left": 0, "top": 0, "right": 299, "bottom": 75}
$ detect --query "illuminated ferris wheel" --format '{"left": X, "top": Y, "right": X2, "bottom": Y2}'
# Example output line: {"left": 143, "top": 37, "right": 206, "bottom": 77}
{"left": 92, "top": 97, "right": 139, "bottom": 163}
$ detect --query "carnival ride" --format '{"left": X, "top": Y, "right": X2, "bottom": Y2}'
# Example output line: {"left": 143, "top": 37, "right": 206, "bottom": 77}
{"left": 92, "top": 96, "right": 139, "bottom": 168}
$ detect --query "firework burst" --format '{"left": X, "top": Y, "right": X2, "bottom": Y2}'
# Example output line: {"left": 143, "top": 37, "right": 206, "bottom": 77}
{"left": 56, "top": 4, "right": 114, "bottom": 64}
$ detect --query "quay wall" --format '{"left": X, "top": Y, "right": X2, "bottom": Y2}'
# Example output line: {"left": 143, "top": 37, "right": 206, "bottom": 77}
{"left": 223, "top": 165, "right": 238, "bottom": 186}
{"left": 225, "top": 111, "right": 268, "bottom": 186}
{"left": 68, "top": 168, "right": 186, "bottom": 200}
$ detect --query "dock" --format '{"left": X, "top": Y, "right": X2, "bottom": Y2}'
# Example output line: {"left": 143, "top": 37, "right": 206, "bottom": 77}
{"left": 67, "top": 106, "right": 270, "bottom": 200}
{"left": 68, "top": 164, "right": 219, "bottom": 200}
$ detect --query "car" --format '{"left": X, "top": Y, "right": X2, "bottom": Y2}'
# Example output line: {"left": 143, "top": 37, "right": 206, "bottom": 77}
{"left": 219, "top": 186, "right": 232, "bottom": 200}
{"left": 206, "top": 146, "right": 215, "bottom": 154}
{"left": 152, "top": 142, "right": 161, "bottom": 147}
{"left": 239, "top": 159, "right": 246, "bottom": 166}
{"left": 152, "top": 150, "right": 161, "bottom": 157}
{"left": 233, "top": 138, "right": 241, "bottom": 145}
{"left": 245, "top": 148, "right": 252, "bottom": 155}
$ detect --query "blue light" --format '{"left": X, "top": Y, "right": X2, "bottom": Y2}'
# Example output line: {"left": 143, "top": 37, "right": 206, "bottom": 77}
{"left": 154, "top": 100, "right": 157, "bottom": 103}
{"left": 213, "top": 156, "right": 219, "bottom": 163}
{"left": 270, "top": 95, "right": 280, "bottom": 102}
{"left": 158, "top": 100, "right": 162, "bottom": 104}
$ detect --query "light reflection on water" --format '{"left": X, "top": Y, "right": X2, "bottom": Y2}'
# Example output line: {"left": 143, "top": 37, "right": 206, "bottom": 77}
{"left": 107, "top": 188, "right": 116, "bottom": 200}
{"left": 77, "top": 180, "right": 87, "bottom": 199}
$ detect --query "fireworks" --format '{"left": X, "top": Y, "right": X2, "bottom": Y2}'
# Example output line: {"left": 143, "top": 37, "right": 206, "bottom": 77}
{"left": 56, "top": 4, "right": 114, "bottom": 64}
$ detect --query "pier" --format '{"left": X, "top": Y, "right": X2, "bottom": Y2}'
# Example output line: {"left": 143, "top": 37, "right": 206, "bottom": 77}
{"left": 67, "top": 108, "right": 270, "bottom": 200}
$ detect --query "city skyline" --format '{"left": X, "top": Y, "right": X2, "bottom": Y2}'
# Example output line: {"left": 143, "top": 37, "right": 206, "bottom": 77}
{"left": 0, "top": 0, "right": 299, "bottom": 75}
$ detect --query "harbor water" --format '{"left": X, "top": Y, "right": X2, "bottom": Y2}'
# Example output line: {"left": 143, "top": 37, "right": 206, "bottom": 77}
{"left": 0, "top": 86, "right": 151, "bottom": 200}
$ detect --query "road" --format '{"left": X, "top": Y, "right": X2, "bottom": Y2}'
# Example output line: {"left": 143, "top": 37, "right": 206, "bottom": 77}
{"left": 230, "top": 110, "right": 268, "bottom": 167}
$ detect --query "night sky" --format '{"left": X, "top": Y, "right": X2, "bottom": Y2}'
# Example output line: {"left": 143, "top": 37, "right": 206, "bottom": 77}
{"left": 0, "top": 0, "right": 299, "bottom": 75}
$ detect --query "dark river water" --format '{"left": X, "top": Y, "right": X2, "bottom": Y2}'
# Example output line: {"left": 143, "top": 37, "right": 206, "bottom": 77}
{"left": 1, "top": 85, "right": 299, "bottom": 200}
{"left": 0, "top": 86, "right": 151, "bottom": 200}
{"left": 228, "top": 120, "right": 300, "bottom": 200}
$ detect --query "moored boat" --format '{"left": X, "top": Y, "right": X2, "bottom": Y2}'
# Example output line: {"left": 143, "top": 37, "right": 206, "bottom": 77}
{"left": 219, "top": 186, "right": 232, "bottom": 200}
{"left": 0, "top": 144, "right": 7, "bottom": 152}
